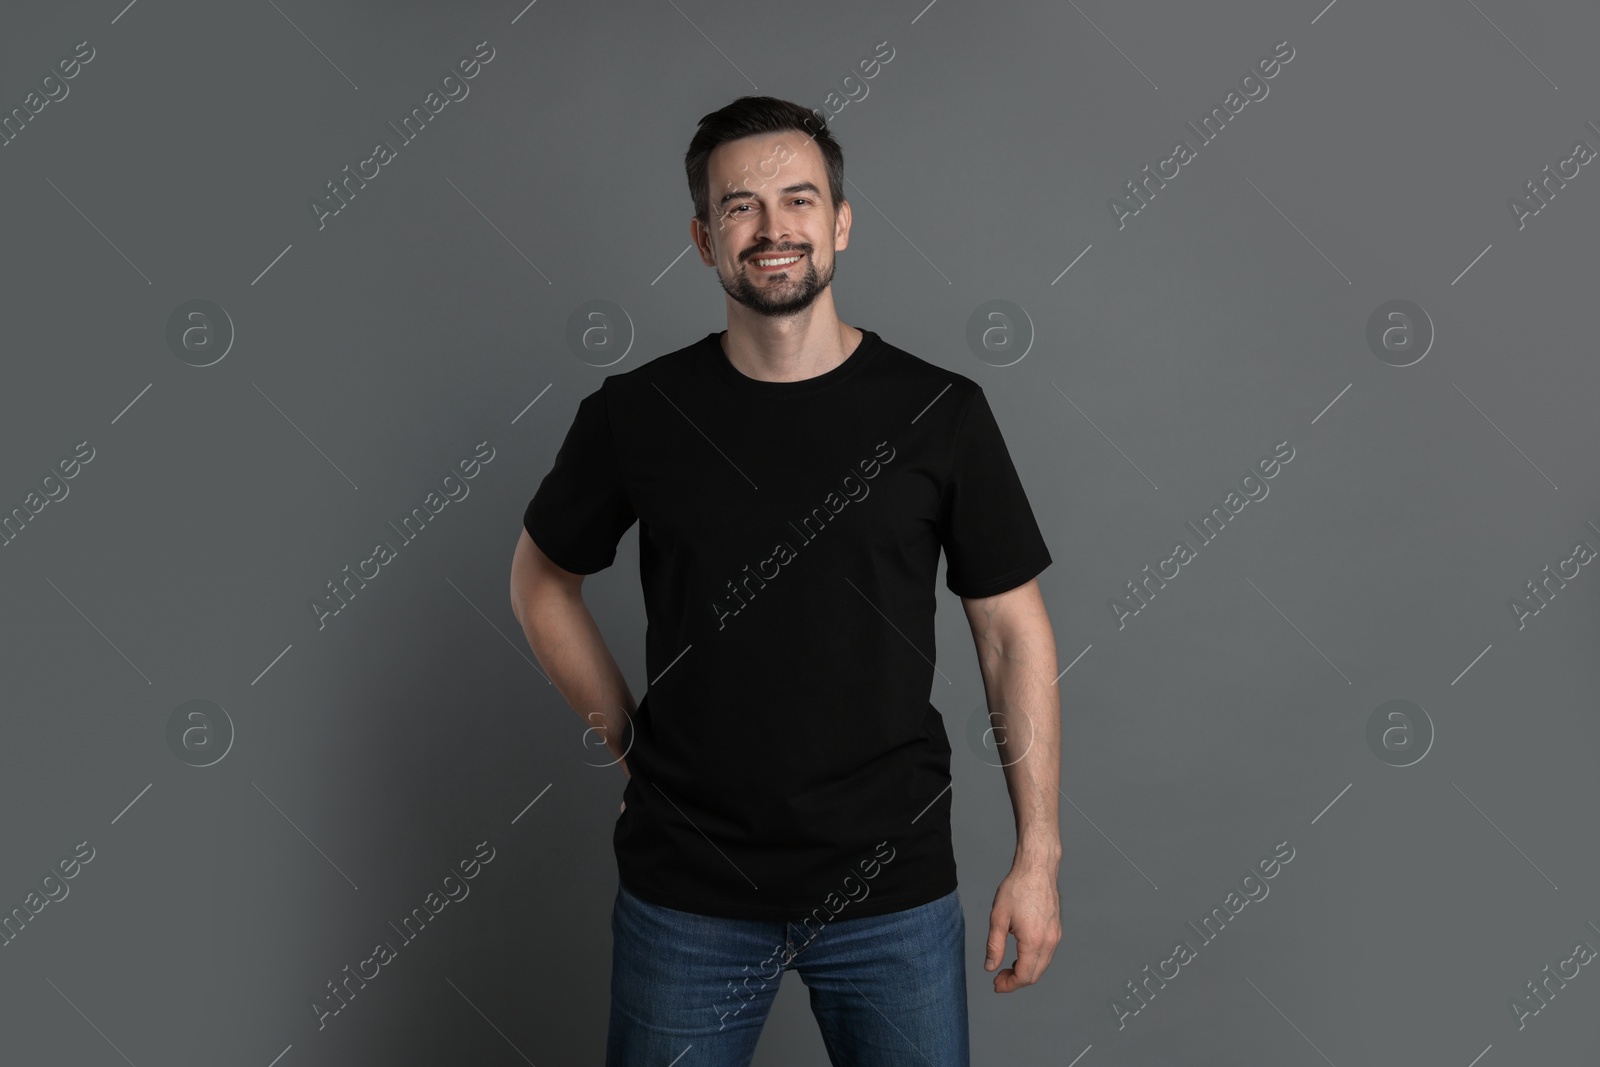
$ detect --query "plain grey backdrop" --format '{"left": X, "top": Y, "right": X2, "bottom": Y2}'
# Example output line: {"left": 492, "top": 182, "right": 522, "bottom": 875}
{"left": 2, "top": 0, "right": 1597, "bottom": 1063}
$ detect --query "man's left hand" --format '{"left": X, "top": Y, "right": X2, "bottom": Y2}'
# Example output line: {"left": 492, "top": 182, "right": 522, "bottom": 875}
{"left": 984, "top": 861, "right": 1062, "bottom": 993}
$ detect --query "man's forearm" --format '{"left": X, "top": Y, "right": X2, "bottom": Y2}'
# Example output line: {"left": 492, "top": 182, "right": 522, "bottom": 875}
{"left": 983, "top": 642, "right": 1062, "bottom": 869}
{"left": 513, "top": 587, "right": 636, "bottom": 777}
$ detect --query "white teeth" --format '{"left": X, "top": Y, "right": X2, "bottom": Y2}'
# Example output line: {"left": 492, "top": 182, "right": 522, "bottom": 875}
{"left": 755, "top": 254, "right": 802, "bottom": 267}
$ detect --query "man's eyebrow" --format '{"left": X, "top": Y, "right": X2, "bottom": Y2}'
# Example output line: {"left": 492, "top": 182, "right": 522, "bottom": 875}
{"left": 717, "top": 181, "right": 823, "bottom": 208}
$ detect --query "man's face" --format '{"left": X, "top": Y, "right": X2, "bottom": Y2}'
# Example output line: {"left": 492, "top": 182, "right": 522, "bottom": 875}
{"left": 697, "top": 133, "right": 849, "bottom": 318}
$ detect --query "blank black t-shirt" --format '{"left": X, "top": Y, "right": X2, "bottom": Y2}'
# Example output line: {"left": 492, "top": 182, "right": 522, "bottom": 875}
{"left": 523, "top": 328, "right": 1052, "bottom": 921}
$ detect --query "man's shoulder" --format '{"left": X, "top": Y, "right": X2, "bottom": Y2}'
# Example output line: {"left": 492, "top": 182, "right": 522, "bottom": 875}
{"left": 868, "top": 333, "right": 986, "bottom": 413}
{"left": 592, "top": 333, "right": 710, "bottom": 395}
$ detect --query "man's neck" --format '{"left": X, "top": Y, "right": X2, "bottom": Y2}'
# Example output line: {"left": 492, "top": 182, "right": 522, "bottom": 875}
{"left": 720, "top": 311, "right": 864, "bottom": 384}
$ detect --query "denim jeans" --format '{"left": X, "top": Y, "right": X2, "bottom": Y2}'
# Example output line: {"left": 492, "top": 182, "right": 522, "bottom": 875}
{"left": 606, "top": 881, "right": 970, "bottom": 1066}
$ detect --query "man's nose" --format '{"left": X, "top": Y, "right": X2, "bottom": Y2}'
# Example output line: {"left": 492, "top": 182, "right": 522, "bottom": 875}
{"left": 756, "top": 216, "right": 793, "bottom": 244}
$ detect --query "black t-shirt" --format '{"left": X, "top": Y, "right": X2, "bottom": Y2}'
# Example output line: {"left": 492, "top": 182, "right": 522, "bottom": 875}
{"left": 523, "top": 328, "right": 1052, "bottom": 921}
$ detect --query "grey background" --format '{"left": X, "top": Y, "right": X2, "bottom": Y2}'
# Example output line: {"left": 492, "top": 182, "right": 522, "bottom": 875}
{"left": 2, "top": 0, "right": 1596, "bottom": 1063}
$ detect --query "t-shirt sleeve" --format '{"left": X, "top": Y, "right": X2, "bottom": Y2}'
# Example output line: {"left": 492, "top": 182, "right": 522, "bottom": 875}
{"left": 936, "top": 387, "right": 1053, "bottom": 598}
{"left": 522, "top": 383, "right": 636, "bottom": 575}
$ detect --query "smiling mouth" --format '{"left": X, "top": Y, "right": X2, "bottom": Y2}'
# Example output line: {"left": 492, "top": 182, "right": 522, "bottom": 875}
{"left": 749, "top": 253, "right": 804, "bottom": 271}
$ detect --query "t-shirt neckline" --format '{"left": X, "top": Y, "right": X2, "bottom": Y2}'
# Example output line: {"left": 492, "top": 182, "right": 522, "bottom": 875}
{"left": 708, "top": 328, "right": 881, "bottom": 397}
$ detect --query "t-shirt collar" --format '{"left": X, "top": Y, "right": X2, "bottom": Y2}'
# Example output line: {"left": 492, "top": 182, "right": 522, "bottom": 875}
{"left": 707, "top": 328, "right": 881, "bottom": 397}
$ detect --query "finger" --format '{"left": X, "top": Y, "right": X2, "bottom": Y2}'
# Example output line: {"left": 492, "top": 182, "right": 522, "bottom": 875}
{"left": 1012, "top": 936, "right": 1047, "bottom": 985}
{"left": 1010, "top": 924, "right": 1062, "bottom": 986}
{"left": 985, "top": 917, "right": 1011, "bottom": 972}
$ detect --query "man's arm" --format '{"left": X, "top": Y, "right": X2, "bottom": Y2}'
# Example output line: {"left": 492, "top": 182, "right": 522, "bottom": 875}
{"left": 509, "top": 528, "right": 635, "bottom": 783}
{"left": 960, "top": 576, "right": 1063, "bottom": 992}
{"left": 962, "top": 577, "right": 1061, "bottom": 861}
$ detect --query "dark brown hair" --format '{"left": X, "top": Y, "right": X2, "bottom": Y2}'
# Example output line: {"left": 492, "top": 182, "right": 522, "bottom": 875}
{"left": 684, "top": 96, "right": 845, "bottom": 228}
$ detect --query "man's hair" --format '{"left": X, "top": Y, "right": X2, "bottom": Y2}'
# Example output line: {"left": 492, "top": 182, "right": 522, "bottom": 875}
{"left": 684, "top": 96, "right": 845, "bottom": 229}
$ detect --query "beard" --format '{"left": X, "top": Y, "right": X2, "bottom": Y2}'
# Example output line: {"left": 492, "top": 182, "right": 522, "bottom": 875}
{"left": 717, "top": 246, "right": 835, "bottom": 317}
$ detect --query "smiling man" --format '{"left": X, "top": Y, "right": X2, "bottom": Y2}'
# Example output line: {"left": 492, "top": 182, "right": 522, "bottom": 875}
{"left": 509, "top": 95, "right": 1063, "bottom": 1066}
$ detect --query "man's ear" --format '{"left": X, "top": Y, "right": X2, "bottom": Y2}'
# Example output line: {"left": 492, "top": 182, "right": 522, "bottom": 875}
{"left": 690, "top": 217, "right": 715, "bottom": 265}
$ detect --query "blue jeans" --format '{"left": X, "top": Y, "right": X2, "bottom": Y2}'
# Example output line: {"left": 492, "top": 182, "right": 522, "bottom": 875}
{"left": 606, "top": 881, "right": 970, "bottom": 1066}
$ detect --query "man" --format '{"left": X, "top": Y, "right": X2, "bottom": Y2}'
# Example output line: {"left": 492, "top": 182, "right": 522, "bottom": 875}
{"left": 509, "top": 95, "right": 1062, "bottom": 1066}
